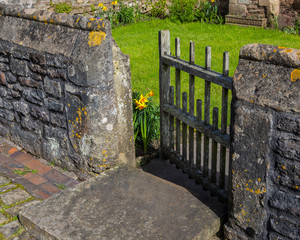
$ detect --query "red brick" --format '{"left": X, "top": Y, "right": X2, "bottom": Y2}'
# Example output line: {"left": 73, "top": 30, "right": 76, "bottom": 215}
{"left": 4, "top": 160, "right": 24, "bottom": 171}
{"left": 39, "top": 182, "right": 60, "bottom": 194}
{"left": 10, "top": 151, "right": 35, "bottom": 164}
{"left": 22, "top": 158, "right": 52, "bottom": 176}
{"left": 25, "top": 174, "right": 48, "bottom": 185}
{"left": 32, "top": 190, "right": 51, "bottom": 199}
{"left": 8, "top": 147, "right": 18, "bottom": 156}
{"left": 0, "top": 142, "right": 15, "bottom": 156}
{"left": 0, "top": 153, "right": 11, "bottom": 164}
{"left": 44, "top": 169, "right": 70, "bottom": 185}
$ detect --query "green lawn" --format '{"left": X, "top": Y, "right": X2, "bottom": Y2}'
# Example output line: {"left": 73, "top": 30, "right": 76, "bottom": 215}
{"left": 112, "top": 19, "right": 300, "bottom": 122}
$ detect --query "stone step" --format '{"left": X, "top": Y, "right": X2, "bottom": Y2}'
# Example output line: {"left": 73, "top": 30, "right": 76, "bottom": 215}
{"left": 19, "top": 164, "right": 227, "bottom": 240}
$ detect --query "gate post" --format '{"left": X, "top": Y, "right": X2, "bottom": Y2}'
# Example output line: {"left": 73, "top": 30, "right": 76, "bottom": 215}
{"left": 225, "top": 44, "right": 300, "bottom": 239}
{"left": 159, "top": 30, "right": 171, "bottom": 159}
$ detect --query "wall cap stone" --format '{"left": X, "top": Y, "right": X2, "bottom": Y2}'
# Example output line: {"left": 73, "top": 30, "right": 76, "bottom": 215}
{"left": 240, "top": 43, "right": 300, "bottom": 68}
{"left": 0, "top": 3, "right": 108, "bottom": 33}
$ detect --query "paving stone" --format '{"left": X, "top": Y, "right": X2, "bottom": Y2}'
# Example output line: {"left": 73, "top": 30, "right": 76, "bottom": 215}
{"left": 39, "top": 182, "right": 60, "bottom": 194}
{"left": 0, "top": 175, "right": 10, "bottom": 185}
{"left": 24, "top": 174, "right": 47, "bottom": 185}
{"left": 43, "top": 169, "right": 70, "bottom": 185}
{"left": 9, "top": 151, "right": 35, "bottom": 165}
{"left": 7, "top": 200, "right": 41, "bottom": 217}
{"left": 0, "top": 212, "right": 8, "bottom": 225}
{"left": 4, "top": 161, "right": 25, "bottom": 171}
{"left": 0, "top": 184, "right": 17, "bottom": 193}
{"left": 22, "top": 158, "right": 51, "bottom": 175}
{"left": 1, "top": 188, "right": 32, "bottom": 206}
{"left": 0, "top": 220, "right": 21, "bottom": 238}
{"left": 8, "top": 147, "right": 18, "bottom": 156}
{"left": 0, "top": 153, "right": 11, "bottom": 165}
{"left": 31, "top": 190, "right": 51, "bottom": 200}
{"left": 19, "top": 166, "right": 226, "bottom": 240}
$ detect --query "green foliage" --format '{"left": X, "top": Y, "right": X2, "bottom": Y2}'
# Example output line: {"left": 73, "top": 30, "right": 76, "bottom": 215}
{"left": 56, "top": 184, "right": 66, "bottom": 190}
{"left": 133, "top": 90, "right": 160, "bottom": 153}
{"left": 116, "top": 2, "right": 136, "bottom": 25}
{"left": 51, "top": 2, "right": 73, "bottom": 14}
{"left": 150, "top": 0, "right": 168, "bottom": 19}
{"left": 169, "top": 0, "right": 196, "bottom": 23}
{"left": 90, "top": 4, "right": 96, "bottom": 12}
{"left": 14, "top": 167, "right": 37, "bottom": 176}
{"left": 194, "top": 0, "right": 223, "bottom": 24}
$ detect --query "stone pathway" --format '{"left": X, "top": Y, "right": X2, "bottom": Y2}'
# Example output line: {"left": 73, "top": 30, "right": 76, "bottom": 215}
{"left": 0, "top": 137, "right": 80, "bottom": 239}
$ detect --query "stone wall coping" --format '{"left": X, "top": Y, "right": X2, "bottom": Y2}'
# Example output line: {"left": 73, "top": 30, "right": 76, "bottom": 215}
{"left": 0, "top": 3, "right": 108, "bottom": 33}
{"left": 240, "top": 43, "right": 300, "bottom": 68}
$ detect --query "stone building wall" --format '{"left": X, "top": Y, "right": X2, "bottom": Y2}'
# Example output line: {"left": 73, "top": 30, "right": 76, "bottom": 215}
{"left": 0, "top": 4, "right": 135, "bottom": 179}
{"left": 279, "top": 0, "right": 300, "bottom": 27}
{"left": 225, "top": 44, "right": 300, "bottom": 239}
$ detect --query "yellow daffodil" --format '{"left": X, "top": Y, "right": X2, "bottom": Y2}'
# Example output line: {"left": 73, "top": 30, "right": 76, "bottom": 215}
{"left": 146, "top": 90, "right": 154, "bottom": 97}
{"left": 98, "top": 3, "right": 103, "bottom": 7}
{"left": 211, "top": 0, "right": 215, "bottom": 2}
{"left": 103, "top": 6, "right": 107, "bottom": 11}
{"left": 111, "top": 1, "right": 118, "bottom": 5}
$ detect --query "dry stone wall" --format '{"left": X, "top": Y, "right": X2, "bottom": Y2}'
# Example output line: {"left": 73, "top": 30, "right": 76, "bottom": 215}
{"left": 0, "top": 4, "right": 135, "bottom": 179}
{"left": 225, "top": 44, "right": 300, "bottom": 239}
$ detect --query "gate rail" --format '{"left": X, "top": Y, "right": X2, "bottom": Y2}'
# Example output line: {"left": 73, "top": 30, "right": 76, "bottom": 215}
{"left": 159, "top": 30, "right": 232, "bottom": 201}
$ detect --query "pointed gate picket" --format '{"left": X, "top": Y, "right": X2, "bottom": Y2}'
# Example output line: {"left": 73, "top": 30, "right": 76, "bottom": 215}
{"left": 159, "top": 30, "right": 232, "bottom": 201}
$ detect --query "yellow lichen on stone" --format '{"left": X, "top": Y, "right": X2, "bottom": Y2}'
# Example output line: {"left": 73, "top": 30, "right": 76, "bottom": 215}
{"left": 89, "top": 18, "right": 96, "bottom": 21}
{"left": 88, "top": 31, "right": 106, "bottom": 47}
{"left": 76, "top": 18, "right": 80, "bottom": 23}
{"left": 297, "top": 51, "right": 300, "bottom": 59}
{"left": 278, "top": 46, "right": 286, "bottom": 49}
{"left": 33, "top": 16, "right": 37, "bottom": 20}
{"left": 87, "top": 22, "right": 92, "bottom": 28}
{"left": 286, "top": 49, "right": 293, "bottom": 53}
{"left": 291, "top": 68, "right": 300, "bottom": 82}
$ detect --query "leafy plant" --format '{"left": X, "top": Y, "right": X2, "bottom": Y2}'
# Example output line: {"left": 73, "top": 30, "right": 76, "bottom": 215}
{"left": 150, "top": 0, "right": 168, "bottom": 19}
{"left": 90, "top": 4, "right": 96, "bottom": 12}
{"left": 194, "top": 0, "right": 223, "bottom": 24}
{"left": 169, "top": 0, "right": 196, "bottom": 23}
{"left": 133, "top": 90, "right": 160, "bottom": 153}
{"left": 51, "top": 1, "right": 73, "bottom": 14}
{"left": 116, "top": 1, "right": 136, "bottom": 25}
{"left": 14, "top": 167, "right": 37, "bottom": 176}
{"left": 56, "top": 184, "right": 66, "bottom": 190}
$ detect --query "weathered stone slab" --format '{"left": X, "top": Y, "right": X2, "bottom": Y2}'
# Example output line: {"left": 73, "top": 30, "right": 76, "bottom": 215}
{"left": 19, "top": 166, "right": 224, "bottom": 240}
{"left": 1, "top": 188, "right": 32, "bottom": 206}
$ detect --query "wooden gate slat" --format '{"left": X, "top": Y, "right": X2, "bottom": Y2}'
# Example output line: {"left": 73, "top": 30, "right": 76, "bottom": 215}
{"left": 175, "top": 38, "right": 181, "bottom": 154}
{"left": 189, "top": 41, "right": 195, "bottom": 166}
{"left": 169, "top": 86, "right": 175, "bottom": 150}
{"left": 211, "top": 107, "right": 218, "bottom": 184}
{"left": 196, "top": 99, "right": 202, "bottom": 171}
{"left": 182, "top": 92, "right": 188, "bottom": 167}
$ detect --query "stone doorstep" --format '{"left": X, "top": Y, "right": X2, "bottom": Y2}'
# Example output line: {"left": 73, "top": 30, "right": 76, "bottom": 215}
{"left": 19, "top": 165, "right": 226, "bottom": 240}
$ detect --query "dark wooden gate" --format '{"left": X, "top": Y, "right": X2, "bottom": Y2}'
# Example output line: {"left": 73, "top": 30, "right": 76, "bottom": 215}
{"left": 159, "top": 30, "right": 232, "bottom": 201}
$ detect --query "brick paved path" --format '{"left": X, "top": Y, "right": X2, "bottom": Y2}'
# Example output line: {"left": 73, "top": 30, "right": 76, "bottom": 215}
{"left": 0, "top": 137, "right": 80, "bottom": 239}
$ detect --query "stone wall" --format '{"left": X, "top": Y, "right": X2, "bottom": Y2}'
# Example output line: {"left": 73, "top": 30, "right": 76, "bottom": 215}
{"left": 0, "top": 4, "right": 135, "bottom": 179}
{"left": 225, "top": 44, "right": 300, "bottom": 239}
{"left": 228, "top": 0, "right": 280, "bottom": 20}
{"left": 279, "top": 0, "right": 300, "bottom": 27}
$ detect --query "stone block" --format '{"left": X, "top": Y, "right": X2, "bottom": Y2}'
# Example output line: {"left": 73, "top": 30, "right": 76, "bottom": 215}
{"left": 0, "top": 87, "right": 7, "bottom": 97}
{"left": 44, "top": 77, "right": 62, "bottom": 98}
{"left": 272, "top": 133, "right": 300, "bottom": 161}
{"left": 234, "top": 49, "right": 300, "bottom": 113}
{"left": 30, "top": 106, "right": 50, "bottom": 122}
{"left": 24, "top": 89, "right": 43, "bottom": 106}
{"left": 12, "top": 101, "right": 29, "bottom": 115}
{"left": 0, "top": 109, "right": 14, "bottom": 121}
{"left": 19, "top": 76, "right": 41, "bottom": 88}
{"left": 46, "top": 54, "right": 69, "bottom": 69}
{"left": 45, "top": 98, "right": 64, "bottom": 112}
{"left": 276, "top": 113, "right": 300, "bottom": 135}
{"left": 0, "top": 71, "right": 6, "bottom": 85}
{"left": 238, "top": 0, "right": 251, "bottom": 4}
{"left": 6, "top": 72, "right": 17, "bottom": 83}
{"left": 21, "top": 116, "right": 42, "bottom": 134}
{"left": 28, "top": 63, "right": 47, "bottom": 75}
{"left": 269, "top": 190, "right": 300, "bottom": 216}
{"left": 0, "top": 63, "right": 9, "bottom": 72}
{"left": 30, "top": 52, "right": 46, "bottom": 66}
{"left": 259, "top": 0, "right": 269, "bottom": 6}
{"left": 229, "top": 100, "right": 272, "bottom": 238}
{"left": 47, "top": 69, "right": 67, "bottom": 80}
{"left": 269, "top": 216, "right": 299, "bottom": 239}
{"left": 229, "top": 3, "right": 248, "bottom": 15}
{"left": 10, "top": 58, "right": 29, "bottom": 76}
{"left": 50, "top": 112, "right": 67, "bottom": 128}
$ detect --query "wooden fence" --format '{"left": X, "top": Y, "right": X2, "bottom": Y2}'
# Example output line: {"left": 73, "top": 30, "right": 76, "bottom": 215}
{"left": 159, "top": 30, "right": 232, "bottom": 201}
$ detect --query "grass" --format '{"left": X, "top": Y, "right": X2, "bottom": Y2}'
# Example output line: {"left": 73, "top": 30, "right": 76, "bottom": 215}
{"left": 112, "top": 19, "right": 300, "bottom": 124}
